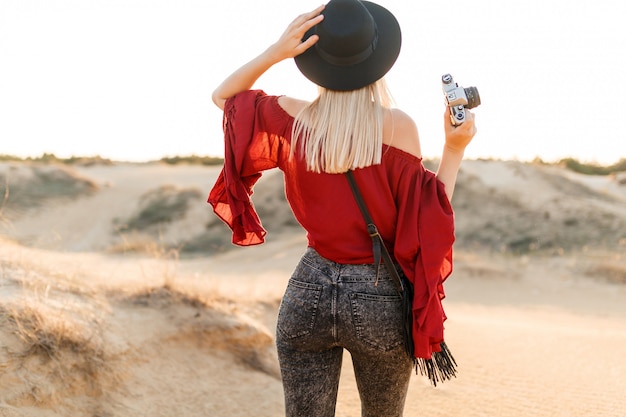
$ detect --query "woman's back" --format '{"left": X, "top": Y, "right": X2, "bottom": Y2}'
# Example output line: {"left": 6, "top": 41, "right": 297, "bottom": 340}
{"left": 278, "top": 93, "right": 425, "bottom": 264}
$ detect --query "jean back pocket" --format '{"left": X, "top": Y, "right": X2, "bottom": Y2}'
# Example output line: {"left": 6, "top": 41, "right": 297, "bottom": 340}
{"left": 349, "top": 292, "right": 404, "bottom": 351}
{"left": 277, "top": 279, "right": 323, "bottom": 340}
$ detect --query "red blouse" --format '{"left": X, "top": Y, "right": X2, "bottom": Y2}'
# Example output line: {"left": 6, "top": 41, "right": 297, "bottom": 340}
{"left": 209, "top": 90, "right": 455, "bottom": 360}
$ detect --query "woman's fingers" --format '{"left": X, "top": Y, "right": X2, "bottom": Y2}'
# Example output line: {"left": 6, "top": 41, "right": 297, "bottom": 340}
{"left": 296, "top": 5, "right": 325, "bottom": 38}
{"left": 300, "top": 4, "right": 326, "bottom": 24}
{"left": 285, "top": 5, "right": 325, "bottom": 56}
{"left": 443, "top": 107, "right": 477, "bottom": 152}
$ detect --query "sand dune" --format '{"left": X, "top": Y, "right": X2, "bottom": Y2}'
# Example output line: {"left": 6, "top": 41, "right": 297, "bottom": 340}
{"left": 0, "top": 160, "right": 625, "bottom": 416}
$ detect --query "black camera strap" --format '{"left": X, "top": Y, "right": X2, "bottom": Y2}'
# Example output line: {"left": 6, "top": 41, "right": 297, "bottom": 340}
{"left": 345, "top": 170, "right": 403, "bottom": 293}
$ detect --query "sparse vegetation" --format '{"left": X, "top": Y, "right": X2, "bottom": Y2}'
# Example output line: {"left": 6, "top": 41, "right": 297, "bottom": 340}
{"left": 452, "top": 162, "right": 626, "bottom": 255}
{"left": 106, "top": 232, "right": 181, "bottom": 257}
{"left": 111, "top": 185, "right": 226, "bottom": 256}
{"left": 5, "top": 154, "right": 626, "bottom": 175}
{"left": 0, "top": 153, "right": 114, "bottom": 166}
{"left": 117, "top": 185, "right": 203, "bottom": 232}
{"left": 0, "top": 153, "right": 225, "bottom": 166}
{"left": 122, "top": 285, "right": 210, "bottom": 309}
{"left": 0, "top": 164, "right": 99, "bottom": 215}
{"left": 0, "top": 247, "right": 282, "bottom": 414}
{"left": 0, "top": 302, "right": 111, "bottom": 404}
{"left": 0, "top": 304, "right": 104, "bottom": 366}
{"left": 159, "top": 155, "right": 224, "bottom": 166}
{"left": 585, "top": 264, "right": 626, "bottom": 285}
{"left": 558, "top": 157, "right": 626, "bottom": 175}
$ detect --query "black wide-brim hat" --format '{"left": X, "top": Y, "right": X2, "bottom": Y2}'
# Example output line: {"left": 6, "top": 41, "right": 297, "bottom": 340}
{"left": 295, "top": 0, "right": 401, "bottom": 91}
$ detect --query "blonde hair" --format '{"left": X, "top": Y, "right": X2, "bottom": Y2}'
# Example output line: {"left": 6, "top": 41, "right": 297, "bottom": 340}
{"left": 291, "top": 78, "right": 393, "bottom": 174}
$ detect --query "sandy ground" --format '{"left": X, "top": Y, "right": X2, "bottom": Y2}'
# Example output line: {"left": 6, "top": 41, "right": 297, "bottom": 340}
{"left": 0, "top": 160, "right": 625, "bottom": 416}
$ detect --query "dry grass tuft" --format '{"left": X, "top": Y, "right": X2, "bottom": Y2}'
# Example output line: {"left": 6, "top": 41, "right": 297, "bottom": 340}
{"left": 585, "top": 263, "right": 626, "bottom": 285}
{"left": 0, "top": 305, "right": 104, "bottom": 366}
{"left": 0, "top": 303, "right": 111, "bottom": 404}
{"left": 122, "top": 284, "right": 209, "bottom": 310}
{"left": 0, "top": 257, "right": 115, "bottom": 407}
{"left": 106, "top": 231, "right": 183, "bottom": 258}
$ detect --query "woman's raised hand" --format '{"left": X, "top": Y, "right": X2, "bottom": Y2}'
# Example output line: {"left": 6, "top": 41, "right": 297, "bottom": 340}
{"left": 211, "top": 5, "right": 325, "bottom": 110}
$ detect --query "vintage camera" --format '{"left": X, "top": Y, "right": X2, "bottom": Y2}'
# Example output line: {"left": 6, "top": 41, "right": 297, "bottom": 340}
{"left": 441, "top": 73, "right": 481, "bottom": 125}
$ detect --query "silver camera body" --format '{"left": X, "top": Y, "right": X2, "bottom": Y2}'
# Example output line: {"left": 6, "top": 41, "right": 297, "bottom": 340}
{"left": 441, "top": 73, "right": 480, "bottom": 125}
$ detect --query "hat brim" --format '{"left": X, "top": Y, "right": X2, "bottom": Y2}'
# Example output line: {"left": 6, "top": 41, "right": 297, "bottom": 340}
{"left": 294, "top": 1, "right": 401, "bottom": 91}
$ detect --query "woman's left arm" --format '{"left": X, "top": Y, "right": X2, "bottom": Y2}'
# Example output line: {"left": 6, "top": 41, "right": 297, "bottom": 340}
{"left": 211, "top": 5, "right": 325, "bottom": 110}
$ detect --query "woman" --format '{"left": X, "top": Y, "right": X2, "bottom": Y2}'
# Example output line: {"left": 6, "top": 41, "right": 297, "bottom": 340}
{"left": 209, "top": 1, "right": 477, "bottom": 416}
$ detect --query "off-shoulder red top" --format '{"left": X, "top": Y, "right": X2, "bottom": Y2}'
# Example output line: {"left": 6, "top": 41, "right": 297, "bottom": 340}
{"left": 208, "top": 90, "right": 455, "bottom": 360}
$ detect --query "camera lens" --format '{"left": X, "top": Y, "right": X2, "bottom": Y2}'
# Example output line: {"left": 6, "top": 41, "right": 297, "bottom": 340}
{"left": 442, "top": 74, "right": 453, "bottom": 84}
{"left": 464, "top": 86, "right": 481, "bottom": 109}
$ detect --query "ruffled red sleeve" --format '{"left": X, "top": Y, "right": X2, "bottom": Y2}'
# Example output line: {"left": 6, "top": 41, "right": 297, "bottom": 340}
{"left": 207, "top": 90, "right": 290, "bottom": 246}
{"left": 394, "top": 165, "right": 455, "bottom": 359}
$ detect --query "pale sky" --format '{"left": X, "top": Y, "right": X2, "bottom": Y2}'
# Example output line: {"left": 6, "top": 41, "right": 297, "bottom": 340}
{"left": 1, "top": 0, "right": 625, "bottom": 164}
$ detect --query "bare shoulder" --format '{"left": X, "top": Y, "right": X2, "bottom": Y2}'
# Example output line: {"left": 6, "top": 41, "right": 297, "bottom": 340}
{"left": 384, "top": 108, "right": 422, "bottom": 158}
{"left": 277, "top": 96, "right": 310, "bottom": 118}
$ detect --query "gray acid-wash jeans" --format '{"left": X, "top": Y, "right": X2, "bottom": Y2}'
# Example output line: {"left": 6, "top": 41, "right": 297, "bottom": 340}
{"left": 276, "top": 248, "right": 413, "bottom": 417}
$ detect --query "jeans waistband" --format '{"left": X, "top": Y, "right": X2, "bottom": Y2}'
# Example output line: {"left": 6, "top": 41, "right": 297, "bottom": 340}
{"left": 302, "top": 247, "right": 399, "bottom": 282}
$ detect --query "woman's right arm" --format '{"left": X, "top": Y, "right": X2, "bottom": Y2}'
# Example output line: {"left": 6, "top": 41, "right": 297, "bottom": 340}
{"left": 435, "top": 108, "right": 477, "bottom": 201}
{"left": 211, "top": 5, "right": 325, "bottom": 110}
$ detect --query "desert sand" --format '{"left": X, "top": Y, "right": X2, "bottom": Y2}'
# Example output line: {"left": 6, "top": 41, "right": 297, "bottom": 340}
{"left": 0, "top": 159, "right": 625, "bottom": 417}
